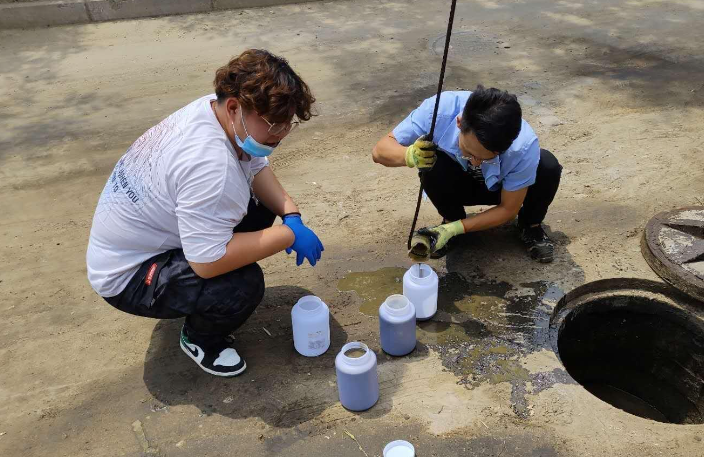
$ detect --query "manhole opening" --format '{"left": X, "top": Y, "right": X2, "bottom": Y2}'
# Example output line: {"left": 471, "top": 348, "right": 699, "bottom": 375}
{"left": 556, "top": 292, "right": 704, "bottom": 424}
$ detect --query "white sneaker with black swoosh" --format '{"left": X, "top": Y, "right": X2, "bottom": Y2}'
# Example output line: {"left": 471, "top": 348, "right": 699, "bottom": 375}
{"left": 179, "top": 326, "right": 247, "bottom": 377}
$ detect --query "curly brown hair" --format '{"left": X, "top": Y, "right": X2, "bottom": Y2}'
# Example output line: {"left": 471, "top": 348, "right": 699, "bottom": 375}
{"left": 214, "top": 49, "right": 315, "bottom": 123}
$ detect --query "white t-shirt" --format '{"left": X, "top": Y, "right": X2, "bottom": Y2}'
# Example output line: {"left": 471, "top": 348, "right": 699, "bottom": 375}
{"left": 86, "top": 94, "right": 269, "bottom": 297}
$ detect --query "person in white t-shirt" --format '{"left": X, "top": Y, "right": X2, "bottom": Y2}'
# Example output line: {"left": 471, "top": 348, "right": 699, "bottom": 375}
{"left": 86, "top": 49, "right": 323, "bottom": 377}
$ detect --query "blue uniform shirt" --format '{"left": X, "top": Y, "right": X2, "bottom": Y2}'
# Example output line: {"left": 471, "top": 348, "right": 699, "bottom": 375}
{"left": 392, "top": 91, "right": 540, "bottom": 192}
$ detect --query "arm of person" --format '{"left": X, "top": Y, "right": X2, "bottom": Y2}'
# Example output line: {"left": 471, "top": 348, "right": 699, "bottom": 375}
{"left": 373, "top": 95, "right": 436, "bottom": 167}
{"left": 460, "top": 187, "right": 528, "bottom": 232}
{"left": 189, "top": 226, "right": 294, "bottom": 279}
{"left": 175, "top": 153, "right": 296, "bottom": 279}
{"left": 372, "top": 132, "right": 408, "bottom": 167}
{"left": 189, "top": 166, "right": 301, "bottom": 279}
{"left": 251, "top": 166, "right": 299, "bottom": 216}
{"left": 461, "top": 141, "right": 539, "bottom": 233}
{"left": 253, "top": 164, "right": 323, "bottom": 268}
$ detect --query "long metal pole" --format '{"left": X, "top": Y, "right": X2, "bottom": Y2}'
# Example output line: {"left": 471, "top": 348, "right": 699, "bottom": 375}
{"left": 407, "top": 0, "right": 459, "bottom": 250}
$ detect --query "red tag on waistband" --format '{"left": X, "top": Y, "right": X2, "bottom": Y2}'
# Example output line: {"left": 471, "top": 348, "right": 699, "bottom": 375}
{"left": 145, "top": 263, "right": 158, "bottom": 286}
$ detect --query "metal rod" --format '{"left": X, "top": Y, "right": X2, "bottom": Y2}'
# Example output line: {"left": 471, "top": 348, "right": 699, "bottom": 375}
{"left": 428, "top": 0, "right": 458, "bottom": 140}
{"left": 407, "top": 0, "right": 458, "bottom": 250}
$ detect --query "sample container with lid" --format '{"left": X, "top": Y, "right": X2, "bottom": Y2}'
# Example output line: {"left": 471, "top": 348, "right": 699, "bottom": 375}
{"left": 379, "top": 294, "right": 417, "bottom": 356}
{"left": 291, "top": 295, "right": 330, "bottom": 357}
{"left": 383, "top": 440, "right": 416, "bottom": 457}
{"left": 403, "top": 263, "right": 439, "bottom": 320}
{"left": 335, "top": 342, "right": 379, "bottom": 411}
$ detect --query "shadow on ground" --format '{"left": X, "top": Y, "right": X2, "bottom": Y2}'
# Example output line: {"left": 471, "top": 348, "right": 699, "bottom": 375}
{"left": 142, "top": 285, "right": 342, "bottom": 427}
{"left": 142, "top": 284, "right": 429, "bottom": 431}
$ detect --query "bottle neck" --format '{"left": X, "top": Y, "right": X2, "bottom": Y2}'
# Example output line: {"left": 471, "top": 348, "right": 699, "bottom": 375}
{"left": 295, "top": 295, "right": 325, "bottom": 313}
{"left": 339, "top": 342, "right": 372, "bottom": 366}
{"left": 409, "top": 263, "right": 434, "bottom": 285}
{"left": 382, "top": 294, "right": 412, "bottom": 317}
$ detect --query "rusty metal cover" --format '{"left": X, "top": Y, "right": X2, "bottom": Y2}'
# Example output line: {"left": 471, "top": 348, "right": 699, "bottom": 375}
{"left": 642, "top": 206, "right": 704, "bottom": 303}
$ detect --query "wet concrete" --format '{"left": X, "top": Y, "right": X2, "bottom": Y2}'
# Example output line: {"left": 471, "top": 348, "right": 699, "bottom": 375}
{"left": 339, "top": 267, "right": 575, "bottom": 418}
{"left": 338, "top": 267, "right": 406, "bottom": 316}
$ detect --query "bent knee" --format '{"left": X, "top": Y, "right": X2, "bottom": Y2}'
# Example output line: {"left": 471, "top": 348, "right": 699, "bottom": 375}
{"left": 420, "top": 165, "right": 446, "bottom": 189}
{"left": 210, "top": 263, "right": 265, "bottom": 305}
{"left": 539, "top": 149, "right": 562, "bottom": 178}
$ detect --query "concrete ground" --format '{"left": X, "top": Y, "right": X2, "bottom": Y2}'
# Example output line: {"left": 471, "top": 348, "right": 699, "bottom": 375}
{"left": 1, "top": 0, "right": 703, "bottom": 455}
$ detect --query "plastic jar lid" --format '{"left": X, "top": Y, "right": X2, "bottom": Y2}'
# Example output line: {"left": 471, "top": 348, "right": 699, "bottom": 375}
{"left": 383, "top": 440, "right": 415, "bottom": 457}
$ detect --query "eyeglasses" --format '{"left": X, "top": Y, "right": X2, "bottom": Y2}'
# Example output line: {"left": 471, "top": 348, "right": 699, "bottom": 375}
{"left": 468, "top": 152, "right": 495, "bottom": 163}
{"left": 260, "top": 115, "right": 300, "bottom": 136}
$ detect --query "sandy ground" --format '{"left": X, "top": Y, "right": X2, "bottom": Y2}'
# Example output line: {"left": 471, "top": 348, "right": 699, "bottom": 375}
{"left": 1, "top": 0, "right": 704, "bottom": 456}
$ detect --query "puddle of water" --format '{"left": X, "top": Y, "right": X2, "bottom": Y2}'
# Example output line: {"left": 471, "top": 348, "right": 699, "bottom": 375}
{"left": 339, "top": 268, "right": 513, "bottom": 320}
{"left": 454, "top": 344, "right": 529, "bottom": 384}
{"left": 438, "top": 272, "right": 511, "bottom": 320}
{"left": 489, "top": 359, "right": 531, "bottom": 384}
{"left": 338, "top": 268, "right": 562, "bottom": 409}
{"left": 416, "top": 321, "right": 477, "bottom": 345}
{"left": 337, "top": 267, "right": 406, "bottom": 316}
{"left": 458, "top": 346, "right": 488, "bottom": 372}
{"left": 445, "top": 295, "right": 506, "bottom": 318}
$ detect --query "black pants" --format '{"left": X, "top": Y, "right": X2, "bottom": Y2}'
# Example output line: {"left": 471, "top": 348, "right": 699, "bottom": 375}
{"left": 104, "top": 199, "right": 277, "bottom": 347}
{"left": 420, "top": 149, "right": 562, "bottom": 225}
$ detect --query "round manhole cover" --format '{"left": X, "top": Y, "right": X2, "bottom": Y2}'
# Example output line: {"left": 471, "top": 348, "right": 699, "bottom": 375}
{"left": 642, "top": 206, "right": 704, "bottom": 303}
{"left": 429, "top": 31, "right": 499, "bottom": 58}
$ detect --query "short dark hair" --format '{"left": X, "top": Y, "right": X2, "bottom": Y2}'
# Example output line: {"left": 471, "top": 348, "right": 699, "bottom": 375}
{"left": 459, "top": 85, "right": 522, "bottom": 153}
{"left": 214, "top": 49, "right": 315, "bottom": 123}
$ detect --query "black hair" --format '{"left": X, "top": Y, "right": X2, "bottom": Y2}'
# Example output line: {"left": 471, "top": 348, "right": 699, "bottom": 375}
{"left": 459, "top": 85, "right": 522, "bottom": 153}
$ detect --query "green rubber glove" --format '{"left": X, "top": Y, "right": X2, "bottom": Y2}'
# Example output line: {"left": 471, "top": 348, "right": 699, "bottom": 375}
{"left": 417, "top": 220, "right": 465, "bottom": 253}
{"left": 405, "top": 135, "right": 437, "bottom": 170}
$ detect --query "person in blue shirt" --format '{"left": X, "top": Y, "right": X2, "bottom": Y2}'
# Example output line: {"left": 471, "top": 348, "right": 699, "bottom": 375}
{"left": 372, "top": 86, "right": 562, "bottom": 263}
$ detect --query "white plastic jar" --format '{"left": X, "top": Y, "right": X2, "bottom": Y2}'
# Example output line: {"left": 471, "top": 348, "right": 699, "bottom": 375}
{"left": 335, "top": 342, "right": 379, "bottom": 411}
{"left": 379, "top": 294, "right": 417, "bottom": 356}
{"left": 291, "top": 295, "right": 330, "bottom": 357}
{"left": 403, "top": 263, "right": 438, "bottom": 320}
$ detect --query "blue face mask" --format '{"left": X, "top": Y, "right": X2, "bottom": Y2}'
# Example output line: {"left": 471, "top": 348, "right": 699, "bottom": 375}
{"left": 232, "top": 110, "right": 275, "bottom": 158}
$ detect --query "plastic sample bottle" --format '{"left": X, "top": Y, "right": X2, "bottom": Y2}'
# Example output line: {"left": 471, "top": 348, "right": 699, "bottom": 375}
{"left": 379, "top": 294, "right": 417, "bottom": 356}
{"left": 335, "top": 342, "right": 379, "bottom": 411}
{"left": 291, "top": 295, "right": 330, "bottom": 357}
{"left": 403, "top": 263, "right": 439, "bottom": 320}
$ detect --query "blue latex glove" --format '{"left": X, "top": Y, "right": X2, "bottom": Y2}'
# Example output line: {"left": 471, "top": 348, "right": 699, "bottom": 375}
{"left": 282, "top": 214, "right": 324, "bottom": 266}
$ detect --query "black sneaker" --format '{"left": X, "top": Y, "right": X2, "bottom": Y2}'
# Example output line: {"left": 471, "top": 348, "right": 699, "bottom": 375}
{"left": 179, "top": 326, "right": 247, "bottom": 377}
{"left": 518, "top": 223, "right": 554, "bottom": 263}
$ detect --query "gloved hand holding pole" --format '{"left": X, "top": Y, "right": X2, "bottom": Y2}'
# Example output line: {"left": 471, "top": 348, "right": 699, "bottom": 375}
{"left": 406, "top": 0, "right": 458, "bottom": 249}
{"left": 405, "top": 134, "right": 438, "bottom": 170}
